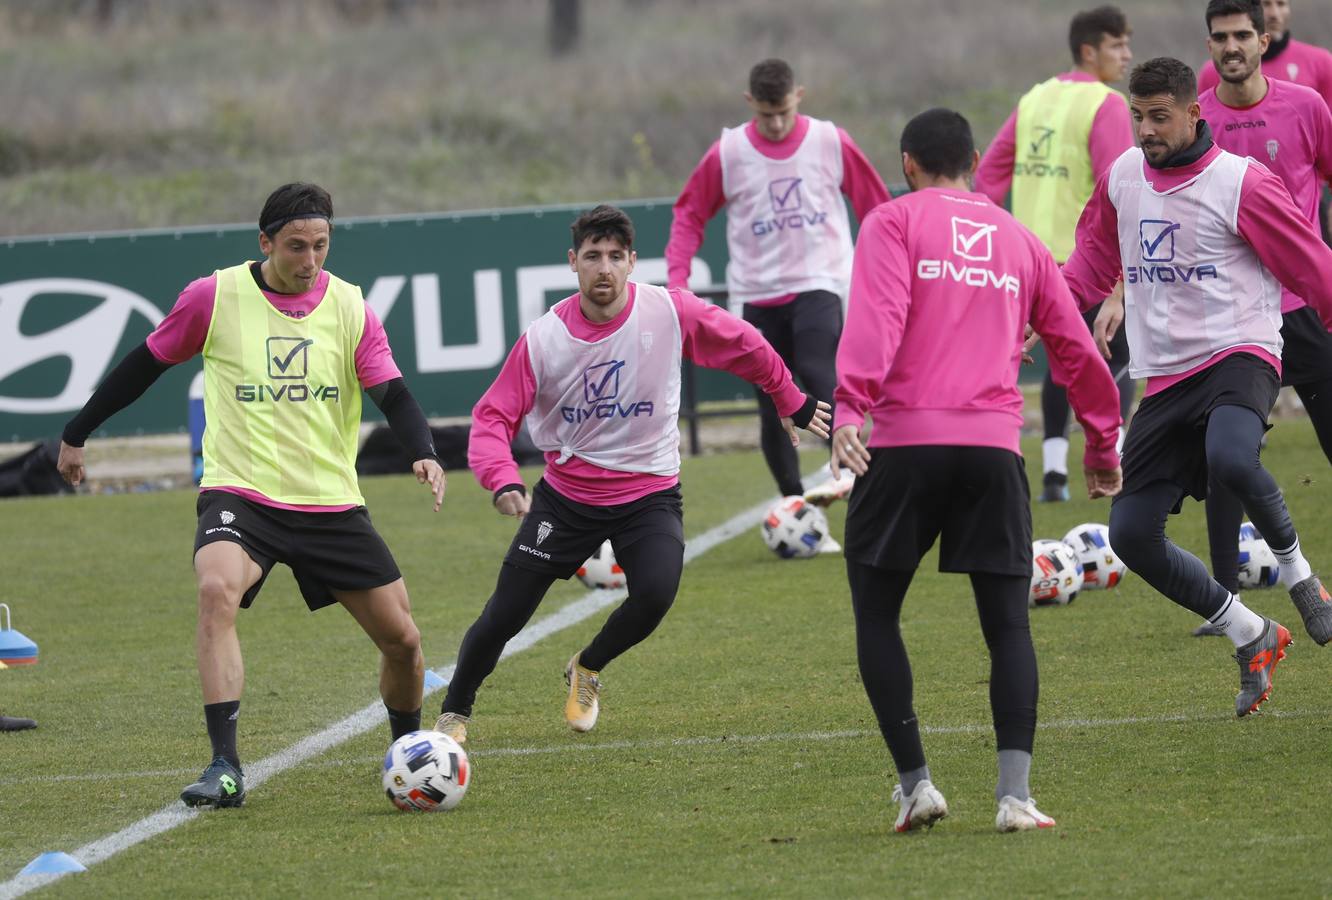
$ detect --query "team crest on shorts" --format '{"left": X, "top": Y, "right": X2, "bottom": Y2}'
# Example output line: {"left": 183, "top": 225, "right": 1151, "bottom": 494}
{"left": 219, "top": 510, "right": 236, "bottom": 525}
{"left": 537, "top": 521, "right": 554, "bottom": 545}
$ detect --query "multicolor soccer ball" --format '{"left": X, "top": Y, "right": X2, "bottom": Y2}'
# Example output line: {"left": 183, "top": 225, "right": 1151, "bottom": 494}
{"left": 576, "top": 539, "right": 627, "bottom": 589}
{"left": 1237, "top": 521, "right": 1280, "bottom": 589}
{"left": 761, "top": 495, "right": 829, "bottom": 558}
{"left": 1029, "top": 538, "right": 1083, "bottom": 607}
{"left": 382, "top": 730, "right": 470, "bottom": 812}
{"left": 1061, "top": 523, "right": 1127, "bottom": 590}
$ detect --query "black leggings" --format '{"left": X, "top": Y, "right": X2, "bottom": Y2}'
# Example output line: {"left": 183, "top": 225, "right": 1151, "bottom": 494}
{"left": 1207, "top": 380, "right": 1332, "bottom": 591}
{"left": 744, "top": 291, "right": 841, "bottom": 497}
{"left": 441, "top": 532, "right": 684, "bottom": 717}
{"left": 1114, "top": 405, "right": 1296, "bottom": 616}
{"left": 848, "top": 561, "right": 1037, "bottom": 775}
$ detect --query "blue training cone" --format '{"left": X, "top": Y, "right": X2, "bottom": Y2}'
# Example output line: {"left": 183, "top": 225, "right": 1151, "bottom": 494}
{"left": 423, "top": 669, "right": 446, "bottom": 691}
{"left": 19, "top": 852, "right": 86, "bottom": 875}
{"left": 0, "top": 604, "right": 38, "bottom": 667}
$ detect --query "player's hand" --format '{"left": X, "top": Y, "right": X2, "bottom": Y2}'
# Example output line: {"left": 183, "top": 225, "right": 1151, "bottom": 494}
{"left": 1085, "top": 466, "right": 1122, "bottom": 499}
{"left": 1094, "top": 290, "right": 1125, "bottom": 361}
{"left": 1022, "top": 325, "right": 1041, "bottom": 365}
{"left": 413, "top": 458, "right": 447, "bottom": 512}
{"left": 495, "top": 489, "right": 531, "bottom": 518}
{"left": 830, "top": 423, "right": 871, "bottom": 479}
{"left": 57, "top": 441, "right": 85, "bottom": 487}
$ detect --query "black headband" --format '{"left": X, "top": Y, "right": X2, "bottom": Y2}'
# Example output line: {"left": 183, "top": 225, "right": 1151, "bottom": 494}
{"left": 261, "top": 213, "right": 330, "bottom": 238}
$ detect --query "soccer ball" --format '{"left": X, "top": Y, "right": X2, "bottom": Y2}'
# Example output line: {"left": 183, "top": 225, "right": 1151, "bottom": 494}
{"left": 1029, "top": 539, "right": 1083, "bottom": 607}
{"left": 760, "top": 495, "right": 828, "bottom": 558}
{"left": 1237, "top": 521, "right": 1280, "bottom": 589}
{"left": 1061, "top": 523, "right": 1127, "bottom": 590}
{"left": 382, "top": 730, "right": 470, "bottom": 812}
{"left": 576, "top": 540, "right": 627, "bottom": 589}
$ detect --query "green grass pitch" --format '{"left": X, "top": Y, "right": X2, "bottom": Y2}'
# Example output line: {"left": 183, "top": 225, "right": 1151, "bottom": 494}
{"left": 2, "top": 423, "right": 1331, "bottom": 897}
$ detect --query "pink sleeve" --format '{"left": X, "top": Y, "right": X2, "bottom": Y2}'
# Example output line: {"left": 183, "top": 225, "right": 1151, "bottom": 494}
{"left": 665, "top": 144, "right": 725, "bottom": 290}
{"left": 145, "top": 275, "right": 216, "bottom": 364}
{"left": 833, "top": 207, "right": 911, "bottom": 432}
{"left": 1027, "top": 249, "right": 1121, "bottom": 469}
{"left": 1088, "top": 93, "right": 1134, "bottom": 179}
{"left": 1236, "top": 162, "right": 1332, "bottom": 329}
{"left": 467, "top": 335, "right": 537, "bottom": 493}
{"left": 673, "top": 289, "right": 806, "bottom": 416}
{"left": 974, "top": 109, "right": 1019, "bottom": 205}
{"left": 1197, "top": 59, "right": 1220, "bottom": 95}
{"left": 1311, "top": 91, "right": 1332, "bottom": 186}
{"left": 1061, "top": 173, "right": 1124, "bottom": 310}
{"left": 355, "top": 303, "right": 403, "bottom": 389}
{"left": 837, "top": 128, "right": 891, "bottom": 221}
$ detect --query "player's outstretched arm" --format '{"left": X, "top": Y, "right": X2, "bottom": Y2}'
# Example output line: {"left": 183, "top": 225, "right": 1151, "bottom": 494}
{"left": 1092, "top": 283, "right": 1125, "bottom": 361}
{"left": 412, "top": 459, "right": 447, "bottom": 513}
{"left": 56, "top": 442, "right": 86, "bottom": 487}
{"left": 780, "top": 398, "right": 832, "bottom": 447}
{"left": 493, "top": 485, "right": 530, "bottom": 518}
{"left": 366, "top": 377, "right": 444, "bottom": 511}
{"left": 829, "top": 423, "right": 871, "bottom": 479}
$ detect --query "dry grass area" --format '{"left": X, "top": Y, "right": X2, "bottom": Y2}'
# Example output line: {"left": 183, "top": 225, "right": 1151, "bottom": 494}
{"left": 5, "top": 0, "right": 1327, "bottom": 236}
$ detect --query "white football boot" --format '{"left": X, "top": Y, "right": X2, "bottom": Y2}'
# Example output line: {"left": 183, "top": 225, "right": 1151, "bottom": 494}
{"left": 891, "top": 780, "right": 948, "bottom": 832}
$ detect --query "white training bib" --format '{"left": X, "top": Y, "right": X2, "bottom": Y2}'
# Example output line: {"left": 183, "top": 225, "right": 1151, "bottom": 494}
{"left": 720, "top": 117, "right": 853, "bottom": 309}
{"left": 1108, "top": 147, "right": 1282, "bottom": 378}
{"left": 524, "top": 284, "right": 683, "bottom": 475}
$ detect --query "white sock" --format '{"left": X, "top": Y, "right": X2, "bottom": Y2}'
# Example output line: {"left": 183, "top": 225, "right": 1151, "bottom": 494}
{"left": 1115, "top": 426, "right": 1125, "bottom": 456}
{"left": 1270, "top": 537, "right": 1313, "bottom": 587}
{"left": 1042, "top": 437, "right": 1069, "bottom": 476}
{"left": 1208, "top": 593, "right": 1266, "bottom": 648}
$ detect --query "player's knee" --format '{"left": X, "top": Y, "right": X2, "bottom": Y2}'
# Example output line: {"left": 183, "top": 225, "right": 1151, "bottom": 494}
{"left": 629, "top": 578, "right": 678, "bottom": 619}
{"left": 378, "top": 619, "right": 421, "bottom": 664}
{"left": 1108, "top": 512, "right": 1148, "bottom": 570}
{"left": 196, "top": 574, "right": 242, "bottom": 623}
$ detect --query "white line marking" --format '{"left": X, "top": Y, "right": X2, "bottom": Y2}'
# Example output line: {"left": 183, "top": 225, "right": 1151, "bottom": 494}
{"left": 7, "top": 708, "right": 1325, "bottom": 789}
{"left": 1, "top": 480, "right": 808, "bottom": 898}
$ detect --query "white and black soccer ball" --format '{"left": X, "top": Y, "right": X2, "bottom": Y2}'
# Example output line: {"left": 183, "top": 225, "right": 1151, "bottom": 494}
{"left": 1237, "top": 521, "right": 1280, "bottom": 589}
{"left": 382, "top": 730, "right": 470, "bottom": 812}
{"left": 1029, "top": 539, "right": 1083, "bottom": 607}
{"left": 760, "top": 495, "right": 828, "bottom": 559}
{"left": 576, "top": 540, "right": 627, "bottom": 589}
{"left": 1061, "top": 522, "right": 1127, "bottom": 590}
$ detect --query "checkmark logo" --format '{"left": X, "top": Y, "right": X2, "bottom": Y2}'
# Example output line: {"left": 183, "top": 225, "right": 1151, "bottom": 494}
{"left": 768, "top": 177, "right": 803, "bottom": 213}
{"left": 266, "top": 336, "right": 313, "bottom": 379}
{"left": 951, "top": 217, "right": 998, "bottom": 261}
{"left": 583, "top": 360, "right": 626, "bottom": 403}
{"left": 1028, "top": 127, "right": 1056, "bottom": 160}
{"left": 1138, "top": 219, "right": 1180, "bottom": 263}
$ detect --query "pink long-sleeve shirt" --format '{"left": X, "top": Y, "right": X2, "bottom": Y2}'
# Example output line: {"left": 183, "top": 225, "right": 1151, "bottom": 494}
{"left": 974, "top": 71, "right": 1135, "bottom": 205}
{"left": 665, "top": 115, "right": 890, "bottom": 299}
{"left": 834, "top": 187, "right": 1121, "bottom": 470}
{"left": 1062, "top": 142, "right": 1332, "bottom": 396}
{"left": 1201, "top": 79, "right": 1332, "bottom": 312}
{"left": 470, "top": 283, "right": 808, "bottom": 506}
{"left": 1199, "top": 38, "right": 1332, "bottom": 122}
{"left": 147, "top": 267, "right": 402, "bottom": 511}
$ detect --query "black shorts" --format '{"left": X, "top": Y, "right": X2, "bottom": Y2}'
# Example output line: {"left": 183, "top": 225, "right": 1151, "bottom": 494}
{"left": 502, "top": 479, "right": 684, "bottom": 579}
{"left": 1119, "top": 353, "right": 1279, "bottom": 507}
{"left": 194, "top": 491, "right": 402, "bottom": 611}
{"left": 843, "top": 445, "right": 1032, "bottom": 576}
{"left": 1279, "top": 306, "right": 1332, "bottom": 387}
{"left": 741, "top": 290, "right": 844, "bottom": 362}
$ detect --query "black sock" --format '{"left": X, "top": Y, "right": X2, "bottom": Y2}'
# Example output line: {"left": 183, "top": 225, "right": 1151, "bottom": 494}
{"left": 386, "top": 705, "right": 422, "bottom": 741}
{"left": 204, "top": 700, "right": 240, "bottom": 769}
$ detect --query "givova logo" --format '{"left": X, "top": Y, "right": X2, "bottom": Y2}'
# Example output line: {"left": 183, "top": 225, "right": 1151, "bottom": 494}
{"left": 561, "top": 359, "right": 655, "bottom": 424}
{"left": 236, "top": 336, "right": 340, "bottom": 403}
{"left": 751, "top": 177, "right": 829, "bottom": 236}
{"left": 0, "top": 278, "right": 163, "bottom": 414}
{"left": 1014, "top": 127, "right": 1068, "bottom": 178}
{"left": 1126, "top": 219, "right": 1218, "bottom": 285}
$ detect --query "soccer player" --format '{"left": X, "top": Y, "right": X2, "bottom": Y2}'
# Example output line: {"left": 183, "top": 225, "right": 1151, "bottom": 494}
{"left": 831, "top": 109, "right": 1122, "bottom": 834}
{"left": 1198, "top": 0, "right": 1332, "bottom": 242}
{"left": 665, "top": 58, "right": 889, "bottom": 539}
{"left": 975, "top": 4, "right": 1136, "bottom": 503}
{"left": 1063, "top": 58, "right": 1332, "bottom": 715}
{"left": 434, "top": 205, "right": 831, "bottom": 743}
{"left": 1105, "top": 0, "right": 1332, "bottom": 637}
{"left": 57, "top": 183, "right": 444, "bottom": 808}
